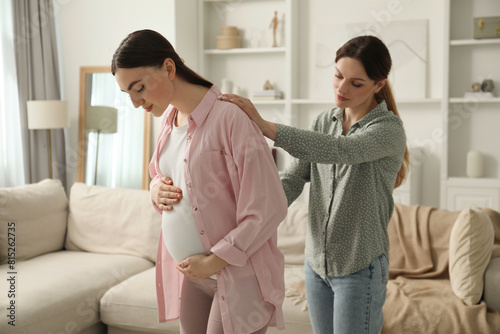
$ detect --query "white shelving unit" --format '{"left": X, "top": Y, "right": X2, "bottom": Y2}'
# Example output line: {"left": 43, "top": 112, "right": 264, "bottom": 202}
{"left": 441, "top": 0, "right": 500, "bottom": 210}
{"left": 198, "top": 0, "right": 298, "bottom": 127}
{"left": 197, "top": 0, "right": 442, "bottom": 121}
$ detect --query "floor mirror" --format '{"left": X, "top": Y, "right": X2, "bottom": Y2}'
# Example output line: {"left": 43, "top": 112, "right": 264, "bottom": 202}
{"left": 77, "top": 66, "right": 151, "bottom": 190}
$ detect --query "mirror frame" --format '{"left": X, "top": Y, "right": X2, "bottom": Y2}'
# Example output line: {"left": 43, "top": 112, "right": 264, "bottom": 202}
{"left": 77, "top": 66, "right": 152, "bottom": 190}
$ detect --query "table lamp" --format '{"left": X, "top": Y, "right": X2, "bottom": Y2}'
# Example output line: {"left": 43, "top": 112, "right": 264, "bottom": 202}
{"left": 85, "top": 105, "right": 118, "bottom": 185}
{"left": 27, "top": 100, "right": 69, "bottom": 179}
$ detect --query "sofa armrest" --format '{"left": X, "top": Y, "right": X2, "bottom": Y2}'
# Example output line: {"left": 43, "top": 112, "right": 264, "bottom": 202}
{"left": 484, "top": 257, "right": 500, "bottom": 312}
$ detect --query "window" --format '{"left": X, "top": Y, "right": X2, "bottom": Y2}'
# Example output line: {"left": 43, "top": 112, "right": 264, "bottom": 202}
{"left": 0, "top": 0, "right": 24, "bottom": 187}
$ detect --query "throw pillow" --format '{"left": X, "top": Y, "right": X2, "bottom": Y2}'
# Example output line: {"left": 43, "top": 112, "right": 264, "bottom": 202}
{"left": 277, "top": 201, "right": 308, "bottom": 266}
{"left": 65, "top": 183, "right": 161, "bottom": 263}
{"left": 449, "top": 203, "right": 494, "bottom": 305}
{"left": 0, "top": 179, "right": 68, "bottom": 264}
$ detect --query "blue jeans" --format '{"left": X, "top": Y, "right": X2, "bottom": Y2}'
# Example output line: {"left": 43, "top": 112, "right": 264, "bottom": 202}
{"left": 304, "top": 254, "right": 389, "bottom": 334}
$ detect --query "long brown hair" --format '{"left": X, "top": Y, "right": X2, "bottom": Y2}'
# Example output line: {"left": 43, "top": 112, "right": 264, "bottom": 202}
{"left": 111, "top": 29, "right": 212, "bottom": 88}
{"left": 335, "top": 35, "right": 409, "bottom": 189}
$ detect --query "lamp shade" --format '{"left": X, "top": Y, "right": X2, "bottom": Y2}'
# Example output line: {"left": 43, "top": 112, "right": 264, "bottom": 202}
{"left": 85, "top": 105, "right": 118, "bottom": 133}
{"left": 27, "top": 100, "right": 69, "bottom": 129}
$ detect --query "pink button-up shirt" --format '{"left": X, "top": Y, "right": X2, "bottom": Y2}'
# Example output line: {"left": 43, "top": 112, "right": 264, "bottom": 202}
{"left": 149, "top": 85, "right": 288, "bottom": 334}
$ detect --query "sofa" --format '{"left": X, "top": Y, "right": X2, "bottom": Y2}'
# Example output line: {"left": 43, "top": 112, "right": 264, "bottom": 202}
{"left": 0, "top": 179, "right": 499, "bottom": 334}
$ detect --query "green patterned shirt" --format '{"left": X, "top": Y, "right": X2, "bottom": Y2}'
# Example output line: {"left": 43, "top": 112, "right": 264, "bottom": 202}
{"left": 275, "top": 101, "right": 406, "bottom": 278}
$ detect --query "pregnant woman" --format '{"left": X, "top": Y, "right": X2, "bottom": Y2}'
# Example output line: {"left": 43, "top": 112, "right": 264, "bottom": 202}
{"left": 112, "top": 29, "right": 288, "bottom": 334}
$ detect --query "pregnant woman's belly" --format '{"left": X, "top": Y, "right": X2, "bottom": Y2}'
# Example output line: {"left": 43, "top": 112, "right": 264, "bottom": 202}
{"left": 161, "top": 205, "right": 205, "bottom": 264}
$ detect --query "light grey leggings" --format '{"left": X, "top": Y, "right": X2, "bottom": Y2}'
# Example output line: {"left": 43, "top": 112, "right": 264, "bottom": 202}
{"left": 180, "top": 276, "right": 269, "bottom": 334}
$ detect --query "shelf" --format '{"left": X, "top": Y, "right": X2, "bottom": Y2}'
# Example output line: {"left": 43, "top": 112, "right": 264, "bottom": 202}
{"left": 450, "top": 39, "right": 500, "bottom": 46}
{"left": 449, "top": 97, "right": 500, "bottom": 103}
{"left": 398, "top": 98, "right": 442, "bottom": 104}
{"left": 291, "top": 98, "right": 441, "bottom": 105}
{"left": 291, "top": 99, "right": 332, "bottom": 105}
{"left": 252, "top": 99, "right": 286, "bottom": 105}
{"left": 204, "top": 0, "right": 275, "bottom": 2}
{"left": 204, "top": 47, "right": 286, "bottom": 55}
{"left": 447, "top": 177, "right": 500, "bottom": 187}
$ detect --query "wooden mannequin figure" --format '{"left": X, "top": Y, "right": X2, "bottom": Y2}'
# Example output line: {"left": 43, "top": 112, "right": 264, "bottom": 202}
{"left": 269, "top": 11, "right": 278, "bottom": 47}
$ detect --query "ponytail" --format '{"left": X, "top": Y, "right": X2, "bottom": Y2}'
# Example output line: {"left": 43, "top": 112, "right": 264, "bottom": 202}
{"left": 376, "top": 81, "right": 410, "bottom": 189}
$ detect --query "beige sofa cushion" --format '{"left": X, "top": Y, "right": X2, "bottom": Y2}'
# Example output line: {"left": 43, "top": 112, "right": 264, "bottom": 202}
{"left": 278, "top": 201, "right": 308, "bottom": 266}
{"left": 65, "top": 183, "right": 161, "bottom": 263}
{"left": 0, "top": 179, "right": 68, "bottom": 264}
{"left": 449, "top": 204, "right": 494, "bottom": 305}
{"left": 101, "top": 266, "right": 313, "bottom": 334}
{"left": 101, "top": 267, "right": 180, "bottom": 333}
{"left": 0, "top": 251, "right": 152, "bottom": 334}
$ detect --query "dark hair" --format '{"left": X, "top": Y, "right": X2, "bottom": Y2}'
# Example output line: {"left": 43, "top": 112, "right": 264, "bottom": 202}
{"left": 111, "top": 29, "right": 212, "bottom": 88}
{"left": 336, "top": 35, "right": 409, "bottom": 189}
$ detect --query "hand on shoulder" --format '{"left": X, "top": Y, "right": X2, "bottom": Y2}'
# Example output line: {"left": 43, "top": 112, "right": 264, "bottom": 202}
{"left": 218, "top": 94, "right": 277, "bottom": 141}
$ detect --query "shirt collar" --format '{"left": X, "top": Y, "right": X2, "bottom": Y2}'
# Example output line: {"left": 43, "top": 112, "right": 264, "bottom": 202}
{"left": 163, "top": 85, "right": 220, "bottom": 128}
{"left": 332, "top": 100, "right": 390, "bottom": 126}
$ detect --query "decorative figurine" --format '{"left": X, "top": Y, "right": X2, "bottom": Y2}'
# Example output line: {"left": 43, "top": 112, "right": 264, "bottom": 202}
{"left": 481, "top": 79, "right": 495, "bottom": 92}
{"left": 263, "top": 80, "right": 274, "bottom": 90}
{"left": 269, "top": 11, "right": 278, "bottom": 47}
{"left": 470, "top": 82, "right": 481, "bottom": 92}
{"left": 252, "top": 80, "right": 282, "bottom": 100}
{"left": 467, "top": 150, "right": 484, "bottom": 178}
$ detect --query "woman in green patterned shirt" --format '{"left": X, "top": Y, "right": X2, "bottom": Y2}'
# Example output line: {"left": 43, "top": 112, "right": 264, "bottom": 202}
{"left": 218, "top": 35, "right": 410, "bottom": 334}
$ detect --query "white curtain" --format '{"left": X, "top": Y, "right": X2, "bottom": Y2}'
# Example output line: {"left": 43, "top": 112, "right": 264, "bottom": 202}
{"left": 85, "top": 73, "right": 144, "bottom": 189}
{"left": 12, "top": 0, "right": 66, "bottom": 188}
{"left": 0, "top": 0, "right": 24, "bottom": 188}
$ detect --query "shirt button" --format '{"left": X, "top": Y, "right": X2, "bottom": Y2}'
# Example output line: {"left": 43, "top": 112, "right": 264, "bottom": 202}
{"left": 187, "top": 183, "right": 191, "bottom": 188}
{"left": 187, "top": 135, "right": 191, "bottom": 140}
{"left": 220, "top": 150, "right": 224, "bottom": 155}
{"left": 184, "top": 159, "right": 187, "bottom": 163}
{"left": 200, "top": 230, "right": 204, "bottom": 235}
{"left": 193, "top": 207, "right": 198, "bottom": 211}
{"left": 220, "top": 296, "right": 225, "bottom": 301}
{"left": 189, "top": 116, "right": 193, "bottom": 120}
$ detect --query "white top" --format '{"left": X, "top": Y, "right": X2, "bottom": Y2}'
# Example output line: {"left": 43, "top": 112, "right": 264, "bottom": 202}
{"left": 159, "top": 121, "right": 206, "bottom": 264}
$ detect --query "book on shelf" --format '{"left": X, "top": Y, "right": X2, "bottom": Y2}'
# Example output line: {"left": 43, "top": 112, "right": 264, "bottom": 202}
{"left": 252, "top": 95, "right": 283, "bottom": 100}
{"left": 252, "top": 89, "right": 282, "bottom": 100}
{"left": 463, "top": 92, "right": 495, "bottom": 100}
